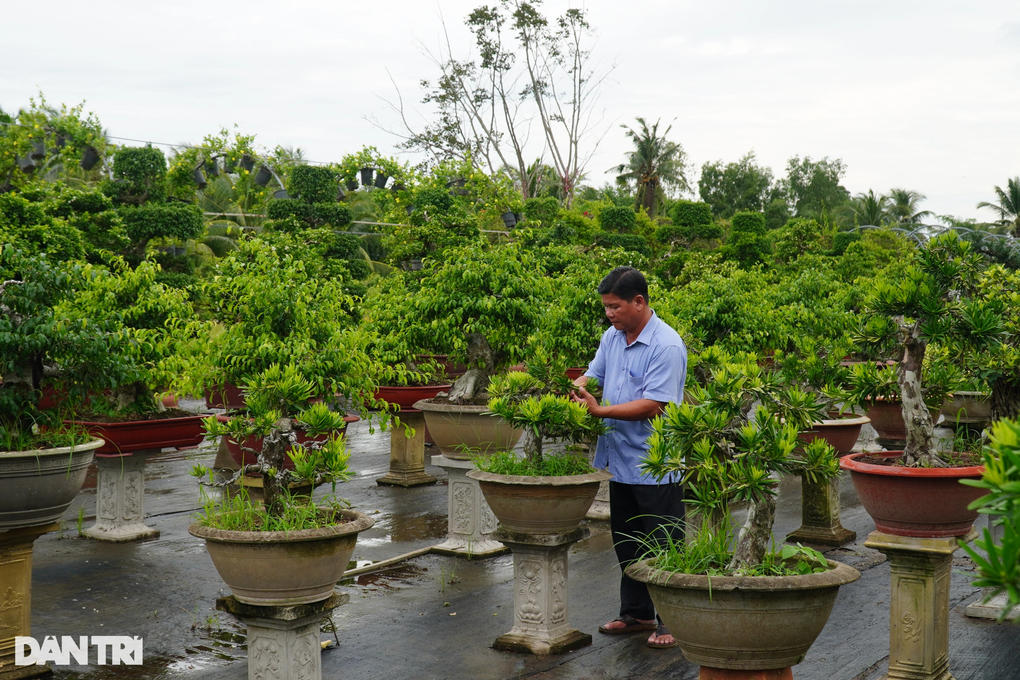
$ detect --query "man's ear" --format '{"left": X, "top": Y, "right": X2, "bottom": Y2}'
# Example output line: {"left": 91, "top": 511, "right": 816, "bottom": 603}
{"left": 634, "top": 294, "right": 647, "bottom": 308}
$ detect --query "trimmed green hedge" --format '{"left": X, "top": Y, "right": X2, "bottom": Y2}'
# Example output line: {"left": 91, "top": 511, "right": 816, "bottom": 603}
{"left": 289, "top": 165, "right": 338, "bottom": 204}
{"left": 670, "top": 200, "right": 713, "bottom": 227}
{"left": 416, "top": 187, "right": 454, "bottom": 212}
{"left": 112, "top": 147, "right": 168, "bottom": 203}
{"left": 311, "top": 203, "right": 351, "bottom": 228}
{"left": 120, "top": 204, "right": 203, "bottom": 243}
{"left": 731, "top": 211, "right": 767, "bottom": 235}
{"left": 599, "top": 205, "right": 637, "bottom": 233}
{"left": 523, "top": 196, "right": 559, "bottom": 226}
{"left": 594, "top": 232, "right": 650, "bottom": 256}
{"left": 655, "top": 222, "right": 723, "bottom": 244}
{"left": 267, "top": 198, "right": 313, "bottom": 223}
{"left": 831, "top": 231, "right": 861, "bottom": 256}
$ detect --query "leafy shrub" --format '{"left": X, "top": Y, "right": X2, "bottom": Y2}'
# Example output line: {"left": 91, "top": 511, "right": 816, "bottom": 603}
{"left": 288, "top": 165, "right": 338, "bottom": 204}
{"left": 111, "top": 146, "right": 168, "bottom": 204}
{"left": 731, "top": 211, "right": 767, "bottom": 235}
{"left": 49, "top": 188, "right": 114, "bottom": 217}
{"left": 523, "top": 196, "right": 560, "bottom": 226}
{"left": 319, "top": 232, "right": 361, "bottom": 260}
{"left": 594, "top": 232, "right": 650, "bottom": 256}
{"left": 267, "top": 198, "right": 314, "bottom": 223}
{"left": 772, "top": 218, "right": 829, "bottom": 264}
{"left": 670, "top": 200, "right": 713, "bottom": 227}
{"left": 310, "top": 203, "right": 351, "bottom": 228}
{"left": 119, "top": 204, "right": 203, "bottom": 245}
{"left": 831, "top": 230, "right": 861, "bottom": 256}
{"left": 599, "top": 205, "right": 637, "bottom": 233}
{"left": 655, "top": 222, "right": 723, "bottom": 244}
{"left": 416, "top": 187, "right": 454, "bottom": 212}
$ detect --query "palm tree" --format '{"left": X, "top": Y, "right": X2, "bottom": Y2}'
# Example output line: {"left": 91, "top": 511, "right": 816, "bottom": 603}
{"left": 613, "top": 118, "right": 690, "bottom": 218}
{"left": 885, "top": 188, "right": 933, "bottom": 224}
{"left": 848, "top": 189, "right": 890, "bottom": 227}
{"left": 977, "top": 177, "right": 1020, "bottom": 236}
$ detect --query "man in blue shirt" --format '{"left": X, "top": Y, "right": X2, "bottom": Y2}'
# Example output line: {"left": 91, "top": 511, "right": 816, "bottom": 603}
{"left": 570, "top": 266, "right": 687, "bottom": 649}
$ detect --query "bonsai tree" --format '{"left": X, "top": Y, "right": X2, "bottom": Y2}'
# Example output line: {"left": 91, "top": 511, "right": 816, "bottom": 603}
{"left": 972, "top": 265, "right": 1020, "bottom": 421}
{"left": 530, "top": 258, "right": 609, "bottom": 370}
{"left": 194, "top": 364, "right": 353, "bottom": 519}
{"left": 403, "top": 242, "right": 544, "bottom": 403}
{"left": 858, "top": 232, "right": 1005, "bottom": 466}
{"left": 641, "top": 361, "right": 839, "bottom": 573}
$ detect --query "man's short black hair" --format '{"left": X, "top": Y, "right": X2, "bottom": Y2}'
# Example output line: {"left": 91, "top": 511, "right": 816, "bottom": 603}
{"left": 597, "top": 266, "right": 649, "bottom": 302}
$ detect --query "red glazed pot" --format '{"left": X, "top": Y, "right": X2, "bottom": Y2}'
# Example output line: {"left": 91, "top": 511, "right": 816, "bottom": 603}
{"left": 863, "top": 399, "right": 940, "bottom": 443}
{"left": 204, "top": 383, "right": 246, "bottom": 410}
{"left": 67, "top": 415, "right": 209, "bottom": 455}
{"left": 565, "top": 367, "right": 587, "bottom": 381}
{"left": 373, "top": 385, "right": 452, "bottom": 411}
{"left": 218, "top": 413, "right": 359, "bottom": 470}
{"left": 840, "top": 451, "right": 986, "bottom": 537}
{"left": 799, "top": 416, "right": 871, "bottom": 457}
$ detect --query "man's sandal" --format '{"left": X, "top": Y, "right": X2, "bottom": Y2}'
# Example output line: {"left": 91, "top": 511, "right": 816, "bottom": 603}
{"left": 598, "top": 615, "right": 658, "bottom": 634}
{"left": 646, "top": 624, "right": 678, "bottom": 649}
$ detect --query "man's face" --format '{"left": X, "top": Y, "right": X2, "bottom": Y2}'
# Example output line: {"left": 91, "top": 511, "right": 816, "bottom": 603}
{"left": 601, "top": 293, "right": 646, "bottom": 333}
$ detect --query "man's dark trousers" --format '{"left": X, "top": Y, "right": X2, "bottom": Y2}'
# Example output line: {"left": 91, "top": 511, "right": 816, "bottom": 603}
{"left": 610, "top": 480, "right": 685, "bottom": 621}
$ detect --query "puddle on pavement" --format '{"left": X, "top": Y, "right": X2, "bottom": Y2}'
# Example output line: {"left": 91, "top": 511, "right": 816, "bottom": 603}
{"left": 339, "top": 563, "right": 428, "bottom": 591}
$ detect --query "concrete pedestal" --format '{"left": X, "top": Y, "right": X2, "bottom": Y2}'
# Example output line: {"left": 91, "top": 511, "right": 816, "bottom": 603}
{"left": 84, "top": 451, "right": 160, "bottom": 542}
{"left": 0, "top": 523, "right": 59, "bottom": 680}
{"left": 216, "top": 593, "right": 345, "bottom": 680}
{"left": 491, "top": 526, "right": 591, "bottom": 655}
{"left": 864, "top": 530, "right": 971, "bottom": 680}
{"left": 430, "top": 455, "right": 507, "bottom": 558}
{"left": 213, "top": 435, "right": 240, "bottom": 471}
{"left": 376, "top": 411, "right": 437, "bottom": 488}
{"left": 965, "top": 516, "right": 1019, "bottom": 620}
{"left": 786, "top": 477, "right": 855, "bottom": 547}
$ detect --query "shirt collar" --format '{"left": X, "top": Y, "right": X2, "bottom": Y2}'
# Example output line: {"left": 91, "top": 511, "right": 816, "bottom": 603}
{"left": 619, "top": 310, "right": 659, "bottom": 347}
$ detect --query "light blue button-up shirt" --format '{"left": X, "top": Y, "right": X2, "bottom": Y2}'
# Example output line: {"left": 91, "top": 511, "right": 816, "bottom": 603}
{"left": 585, "top": 310, "right": 687, "bottom": 485}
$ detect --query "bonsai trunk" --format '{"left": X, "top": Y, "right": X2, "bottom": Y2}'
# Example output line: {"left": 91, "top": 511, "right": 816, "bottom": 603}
{"left": 897, "top": 330, "right": 939, "bottom": 467}
{"left": 447, "top": 333, "right": 495, "bottom": 404}
{"left": 990, "top": 375, "right": 1020, "bottom": 421}
{"left": 727, "top": 494, "right": 776, "bottom": 572}
{"left": 259, "top": 418, "right": 295, "bottom": 518}
{"left": 521, "top": 428, "right": 543, "bottom": 465}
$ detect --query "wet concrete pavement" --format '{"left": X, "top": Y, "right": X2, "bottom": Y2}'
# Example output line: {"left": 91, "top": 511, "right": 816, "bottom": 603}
{"left": 22, "top": 410, "right": 1020, "bottom": 680}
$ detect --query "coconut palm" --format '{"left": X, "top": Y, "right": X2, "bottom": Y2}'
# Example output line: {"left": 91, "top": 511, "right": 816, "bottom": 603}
{"left": 613, "top": 118, "right": 691, "bottom": 218}
{"left": 885, "top": 188, "right": 933, "bottom": 225}
{"left": 977, "top": 177, "right": 1020, "bottom": 237}
{"left": 848, "top": 189, "right": 890, "bottom": 226}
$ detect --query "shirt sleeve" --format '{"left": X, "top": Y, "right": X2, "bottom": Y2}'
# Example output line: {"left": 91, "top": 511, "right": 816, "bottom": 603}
{"left": 585, "top": 335, "right": 608, "bottom": 383}
{"left": 641, "top": 344, "right": 686, "bottom": 404}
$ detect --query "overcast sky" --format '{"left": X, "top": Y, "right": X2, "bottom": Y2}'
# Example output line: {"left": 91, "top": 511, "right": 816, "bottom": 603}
{"left": 2, "top": 0, "right": 1018, "bottom": 220}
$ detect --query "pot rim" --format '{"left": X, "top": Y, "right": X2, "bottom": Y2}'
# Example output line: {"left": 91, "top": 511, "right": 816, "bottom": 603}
{"left": 812, "top": 416, "right": 871, "bottom": 427}
{"left": 68, "top": 414, "right": 211, "bottom": 428}
{"left": 376, "top": 384, "right": 453, "bottom": 392}
{"left": 625, "top": 557, "right": 860, "bottom": 591}
{"left": 214, "top": 413, "right": 360, "bottom": 426}
{"left": 467, "top": 468, "right": 613, "bottom": 486}
{"left": 413, "top": 399, "right": 491, "bottom": 413}
{"left": 0, "top": 437, "right": 104, "bottom": 458}
{"left": 840, "top": 450, "right": 984, "bottom": 478}
{"left": 188, "top": 508, "right": 375, "bottom": 544}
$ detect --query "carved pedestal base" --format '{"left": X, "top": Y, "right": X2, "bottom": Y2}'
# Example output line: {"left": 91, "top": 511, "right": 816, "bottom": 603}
{"left": 865, "top": 531, "right": 969, "bottom": 680}
{"left": 965, "top": 517, "right": 1019, "bottom": 620}
{"left": 84, "top": 451, "right": 160, "bottom": 543}
{"left": 492, "top": 527, "right": 591, "bottom": 655}
{"left": 217, "top": 593, "right": 345, "bottom": 680}
{"left": 698, "top": 668, "right": 793, "bottom": 680}
{"left": 786, "top": 477, "right": 856, "bottom": 547}
{"left": 430, "top": 455, "right": 507, "bottom": 558}
{"left": 585, "top": 480, "right": 610, "bottom": 521}
{"left": 0, "top": 523, "right": 59, "bottom": 680}
{"left": 213, "top": 435, "right": 240, "bottom": 471}
{"left": 377, "top": 411, "right": 437, "bottom": 488}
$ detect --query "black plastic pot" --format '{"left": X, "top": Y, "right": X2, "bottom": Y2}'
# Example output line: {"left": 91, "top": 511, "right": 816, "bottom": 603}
{"left": 273, "top": 189, "right": 290, "bottom": 199}
{"left": 254, "top": 165, "right": 273, "bottom": 187}
{"left": 193, "top": 167, "right": 208, "bottom": 189}
{"left": 360, "top": 167, "right": 374, "bottom": 186}
{"left": 55, "top": 135, "right": 68, "bottom": 150}
{"left": 206, "top": 158, "right": 219, "bottom": 177}
{"left": 392, "top": 182, "right": 406, "bottom": 192}
{"left": 501, "top": 211, "right": 517, "bottom": 228}
{"left": 224, "top": 157, "right": 237, "bottom": 173}
{"left": 405, "top": 204, "right": 415, "bottom": 216}
{"left": 30, "top": 140, "right": 45, "bottom": 160}
{"left": 346, "top": 178, "right": 358, "bottom": 191}
{"left": 81, "top": 146, "right": 100, "bottom": 171}
{"left": 18, "top": 156, "right": 36, "bottom": 174}
{"left": 240, "top": 154, "right": 256, "bottom": 172}
{"left": 374, "top": 172, "right": 389, "bottom": 189}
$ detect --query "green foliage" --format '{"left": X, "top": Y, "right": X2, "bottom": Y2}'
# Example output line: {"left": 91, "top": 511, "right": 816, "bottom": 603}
{"left": 593, "top": 232, "right": 650, "bottom": 256}
{"left": 288, "top": 165, "right": 338, "bottom": 204}
{"left": 267, "top": 198, "right": 313, "bottom": 223}
{"left": 669, "top": 200, "right": 713, "bottom": 227}
{"left": 831, "top": 230, "right": 861, "bottom": 256}
{"left": 311, "top": 203, "right": 351, "bottom": 228}
{"left": 120, "top": 204, "right": 203, "bottom": 246}
{"left": 779, "top": 155, "right": 850, "bottom": 219}
{"left": 473, "top": 449, "right": 596, "bottom": 476}
{"left": 523, "top": 196, "right": 560, "bottom": 226}
{"left": 655, "top": 221, "right": 723, "bottom": 245}
{"left": 416, "top": 186, "right": 454, "bottom": 212}
{"left": 0, "top": 193, "right": 86, "bottom": 262}
{"left": 730, "top": 211, "right": 767, "bottom": 235}
{"left": 698, "top": 152, "right": 775, "bottom": 219}
{"left": 599, "top": 205, "right": 637, "bottom": 233}
{"left": 111, "top": 146, "right": 168, "bottom": 204}
{"left": 771, "top": 218, "right": 830, "bottom": 264}
{"left": 195, "top": 492, "right": 351, "bottom": 532}
{"left": 961, "top": 418, "right": 1020, "bottom": 618}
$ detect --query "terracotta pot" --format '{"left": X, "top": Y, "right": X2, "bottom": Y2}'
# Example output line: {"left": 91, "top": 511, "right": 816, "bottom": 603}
{"left": 862, "top": 398, "right": 907, "bottom": 441}
{"left": 940, "top": 391, "right": 992, "bottom": 426}
{"left": 160, "top": 393, "right": 180, "bottom": 408}
{"left": 0, "top": 439, "right": 103, "bottom": 530}
{"left": 840, "top": 451, "right": 986, "bottom": 537}
{"left": 374, "top": 384, "right": 452, "bottom": 411}
{"left": 413, "top": 399, "right": 522, "bottom": 459}
{"left": 565, "top": 367, "right": 587, "bottom": 381}
{"left": 467, "top": 469, "right": 612, "bottom": 535}
{"left": 798, "top": 416, "right": 871, "bottom": 457}
{"left": 67, "top": 415, "right": 208, "bottom": 455}
{"left": 189, "top": 508, "right": 375, "bottom": 606}
{"left": 204, "top": 382, "right": 246, "bottom": 410}
{"left": 415, "top": 354, "right": 468, "bottom": 378}
{"left": 625, "top": 559, "right": 860, "bottom": 671}
{"left": 218, "top": 413, "right": 359, "bottom": 469}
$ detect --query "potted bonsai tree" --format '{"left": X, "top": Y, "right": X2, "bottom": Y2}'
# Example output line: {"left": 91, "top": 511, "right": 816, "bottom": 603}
{"left": 842, "top": 232, "right": 1003, "bottom": 537}
{"left": 189, "top": 364, "right": 375, "bottom": 606}
{"left": 624, "top": 361, "right": 860, "bottom": 677}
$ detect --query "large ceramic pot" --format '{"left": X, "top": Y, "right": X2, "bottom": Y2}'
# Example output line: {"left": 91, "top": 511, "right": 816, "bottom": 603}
{"left": 0, "top": 438, "right": 103, "bottom": 529}
{"left": 374, "top": 385, "right": 452, "bottom": 411}
{"left": 413, "top": 399, "right": 522, "bottom": 459}
{"left": 67, "top": 414, "right": 208, "bottom": 455}
{"left": 940, "top": 391, "right": 992, "bottom": 427}
{"left": 467, "top": 469, "right": 612, "bottom": 534}
{"left": 204, "top": 382, "right": 246, "bottom": 410}
{"left": 863, "top": 398, "right": 940, "bottom": 444}
{"left": 840, "top": 451, "right": 986, "bottom": 537}
{"left": 189, "top": 508, "right": 375, "bottom": 606}
{"left": 799, "top": 416, "right": 871, "bottom": 456}
{"left": 626, "top": 559, "right": 860, "bottom": 671}
{"left": 218, "top": 413, "right": 359, "bottom": 470}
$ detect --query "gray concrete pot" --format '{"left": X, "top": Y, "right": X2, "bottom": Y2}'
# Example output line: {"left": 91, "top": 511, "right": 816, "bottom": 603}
{"left": 189, "top": 509, "right": 375, "bottom": 606}
{"left": 940, "top": 391, "right": 991, "bottom": 427}
{"left": 0, "top": 438, "right": 103, "bottom": 530}
{"left": 414, "top": 399, "right": 522, "bottom": 459}
{"left": 467, "top": 469, "right": 612, "bottom": 535}
{"left": 626, "top": 558, "right": 860, "bottom": 671}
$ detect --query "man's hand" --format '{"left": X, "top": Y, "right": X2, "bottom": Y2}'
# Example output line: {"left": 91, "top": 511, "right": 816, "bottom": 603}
{"left": 570, "top": 386, "right": 602, "bottom": 417}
